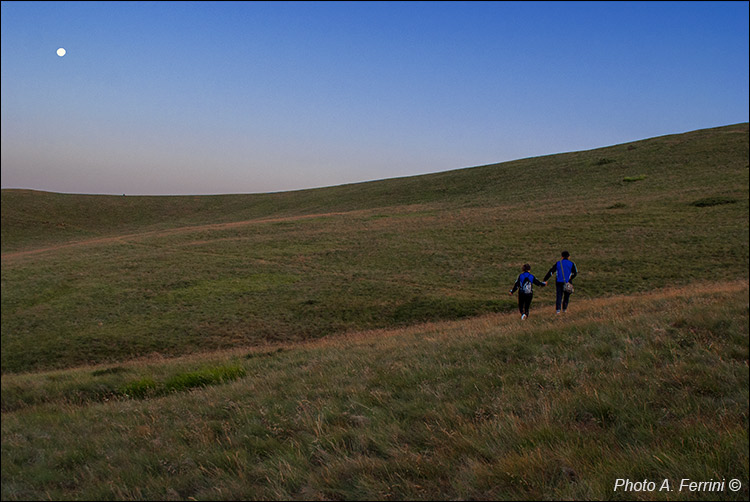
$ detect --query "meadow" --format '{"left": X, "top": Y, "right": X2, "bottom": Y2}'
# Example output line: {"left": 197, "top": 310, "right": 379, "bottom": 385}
{"left": 2, "top": 283, "right": 748, "bottom": 500}
{"left": 1, "top": 123, "right": 748, "bottom": 500}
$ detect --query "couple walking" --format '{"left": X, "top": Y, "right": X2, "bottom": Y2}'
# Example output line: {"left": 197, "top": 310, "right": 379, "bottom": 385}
{"left": 508, "top": 251, "right": 578, "bottom": 319}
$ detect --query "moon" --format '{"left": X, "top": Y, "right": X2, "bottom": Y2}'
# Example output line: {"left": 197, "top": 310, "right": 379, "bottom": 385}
{"left": 57, "top": 48, "right": 66, "bottom": 57}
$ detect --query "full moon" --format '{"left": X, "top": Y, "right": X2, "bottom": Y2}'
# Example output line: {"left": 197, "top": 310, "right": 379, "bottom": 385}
{"left": 56, "top": 48, "right": 66, "bottom": 57}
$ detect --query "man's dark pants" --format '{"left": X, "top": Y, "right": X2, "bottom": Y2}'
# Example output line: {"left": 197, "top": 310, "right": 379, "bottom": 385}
{"left": 555, "top": 282, "right": 571, "bottom": 311}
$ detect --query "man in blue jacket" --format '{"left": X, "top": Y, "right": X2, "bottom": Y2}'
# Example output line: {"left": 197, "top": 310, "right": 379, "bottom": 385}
{"left": 543, "top": 250, "right": 578, "bottom": 314}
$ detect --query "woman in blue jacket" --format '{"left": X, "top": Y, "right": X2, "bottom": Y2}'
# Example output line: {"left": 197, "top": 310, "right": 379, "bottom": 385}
{"left": 509, "top": 263, "right": 546, "bottom": 320}
{"left": 543, "top": 250, "right": 579, "bottom": 314}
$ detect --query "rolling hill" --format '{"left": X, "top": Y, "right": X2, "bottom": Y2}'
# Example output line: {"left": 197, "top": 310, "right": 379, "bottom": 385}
{"left": 2, "top": 122, "right": 748, "bottom": 373}
{"left": 1, "top": 123, "right": 748, "bottom": 500}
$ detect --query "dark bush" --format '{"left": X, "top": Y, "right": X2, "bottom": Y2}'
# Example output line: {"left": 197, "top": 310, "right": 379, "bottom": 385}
{"left": 690, "top": 196, "right": 738, "bottom": 207}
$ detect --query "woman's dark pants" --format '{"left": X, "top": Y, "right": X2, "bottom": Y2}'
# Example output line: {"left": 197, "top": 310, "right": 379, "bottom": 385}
{"left": 518, "top": 292, "right": 533, "bottom": 316}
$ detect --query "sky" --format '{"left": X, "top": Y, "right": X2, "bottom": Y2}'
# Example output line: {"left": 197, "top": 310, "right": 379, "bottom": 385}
{"left": 1, "top": 1, "right": 748, "bottom": 195}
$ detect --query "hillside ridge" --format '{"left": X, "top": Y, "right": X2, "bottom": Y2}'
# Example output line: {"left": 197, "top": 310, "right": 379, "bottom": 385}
{"left": 3, "top": 122, "right": 748, "bottom": 253}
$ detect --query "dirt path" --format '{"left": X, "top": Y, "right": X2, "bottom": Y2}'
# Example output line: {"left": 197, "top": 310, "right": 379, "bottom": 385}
{"left": 1, "top": 211, "right": 355, "bottom": 263}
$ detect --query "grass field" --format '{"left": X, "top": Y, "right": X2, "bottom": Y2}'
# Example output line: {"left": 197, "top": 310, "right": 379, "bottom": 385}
{"left": 2, "top": 282, "right": 748, "bottom": 500}
{"left": 2, "top": 123, "right": 748, "bottom": 374}
{"left": 1, "top": 123, "right": 749, "bottom": 500}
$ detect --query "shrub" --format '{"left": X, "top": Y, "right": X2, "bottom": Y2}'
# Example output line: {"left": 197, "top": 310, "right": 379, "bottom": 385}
{"left": 91, "top": 366, "right": 129, "bottom": 376}
{"left": 690, "top": 196, "right": 738, "bottom": 207}
{"left": 594, "top": 158, "right": 615, "bottom": 166}
{"left": 119, "top": 378, "right": 158, "bottom": 399}
{"left": 164, "top": 365, "right": 246, "bottom": 393}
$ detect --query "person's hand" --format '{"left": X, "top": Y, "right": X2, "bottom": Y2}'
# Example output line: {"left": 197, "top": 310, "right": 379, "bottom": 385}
{"left": 508, "top": 291, "right": 513, "bottom": 296}
{"left": 543, "top": 281, "right": 547, "bottom": 286}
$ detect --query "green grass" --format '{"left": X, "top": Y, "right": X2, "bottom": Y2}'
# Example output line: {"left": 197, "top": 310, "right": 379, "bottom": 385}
{"left": 2, "top": 123, "right": 748, "bottom": 374}
{"left": 1, "top": 123, "right": 748, "bottom": 499}
{"left": 2, "top": 282, "right": 747, "bottom": 500}
{"left": 112, "top": 364, "right": 247, "bottom": 400}
{"left": 622, "top": 174, "right": 647, "bottom": 182}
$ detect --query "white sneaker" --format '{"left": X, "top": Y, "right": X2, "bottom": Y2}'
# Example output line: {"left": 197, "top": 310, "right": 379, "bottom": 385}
{"left": 556, "top": 310, "right": 561, "bottom": 314}
{"left": 521, "top": 314, "right": 527, "bottom": 320}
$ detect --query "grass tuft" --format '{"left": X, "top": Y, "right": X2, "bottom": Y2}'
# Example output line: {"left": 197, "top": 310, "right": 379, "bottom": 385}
{"left": 119, "top": 377, "right": 158, "bottom": 399}
{"left": 622, "top": 174, "right": 647, "bottom": 182}
{"left": 164, "top": 365, "right": 246, "bottom": 393}
{"left": 690, "top": 196, "right": 739, "bottom": 207}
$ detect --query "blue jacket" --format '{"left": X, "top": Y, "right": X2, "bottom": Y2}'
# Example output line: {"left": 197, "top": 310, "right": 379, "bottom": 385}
{"left": 510, "top": 272, "right": 544, "bottom": 294}
{"left": 544, "top": 259, "right": 578, "bottom": 283}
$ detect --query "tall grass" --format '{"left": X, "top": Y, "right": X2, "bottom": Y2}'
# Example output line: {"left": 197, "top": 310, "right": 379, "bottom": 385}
{"left": 2, "top": 282, "right": 747, "bottom": 500}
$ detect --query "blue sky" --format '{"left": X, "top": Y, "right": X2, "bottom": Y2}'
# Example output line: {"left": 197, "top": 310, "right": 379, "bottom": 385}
{"left": 2, "top": 1, "right": 748, "bottom": 195}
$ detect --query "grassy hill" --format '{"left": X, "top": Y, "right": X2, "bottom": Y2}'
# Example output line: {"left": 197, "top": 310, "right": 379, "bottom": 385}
{"left": 1, "top": 122, "right": 748, "bottom": 500}
{"left": 1, "top": 282, "right": 747, "bottom": 500}
{"left": 2, "top": 123, "right": 748, "bottom": 374}
{"left": 3, "top": 123, "right": 749, "bottom": 253}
